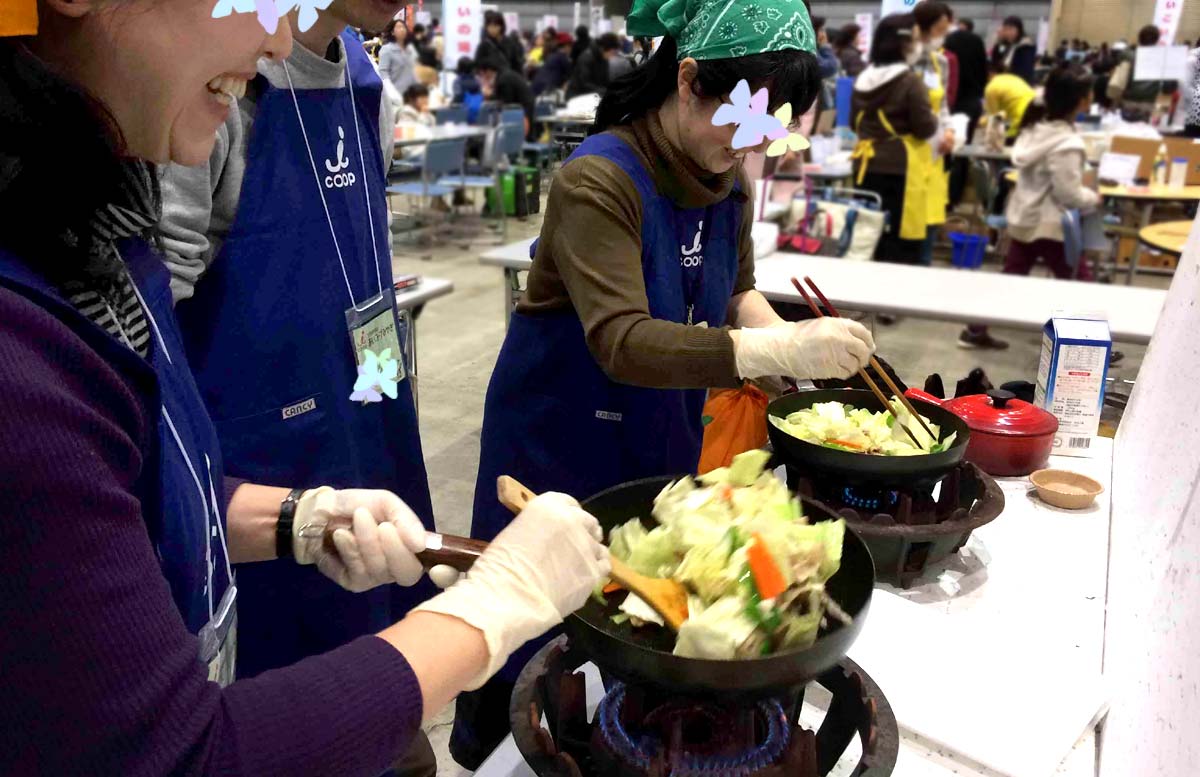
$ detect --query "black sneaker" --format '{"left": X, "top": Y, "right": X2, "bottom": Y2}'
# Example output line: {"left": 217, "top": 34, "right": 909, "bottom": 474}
{"left": 957, "top": 328, "right": 1010, "bottom": 350}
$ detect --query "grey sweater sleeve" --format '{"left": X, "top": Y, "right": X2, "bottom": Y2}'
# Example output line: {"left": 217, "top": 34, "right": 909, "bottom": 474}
{"left": 159, "top": 43, "right": 397, "bottom": 303}
{"left": 158, "top": 107, "right": 249, "bottom": 304}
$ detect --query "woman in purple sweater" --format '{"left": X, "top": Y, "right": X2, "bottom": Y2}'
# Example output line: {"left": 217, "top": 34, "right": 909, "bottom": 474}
{"left": 0, "top": 2, "right": 608, "bottom": 775}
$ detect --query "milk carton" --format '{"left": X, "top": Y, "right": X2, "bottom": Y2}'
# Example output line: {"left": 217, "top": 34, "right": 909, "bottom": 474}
{"left": 1035, "top": 317, "right": 1112, "bottom": 457}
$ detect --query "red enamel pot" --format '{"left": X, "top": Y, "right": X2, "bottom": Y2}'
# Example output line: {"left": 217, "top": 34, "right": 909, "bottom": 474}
{"left": 904, "top": 388, "right": 1059, "bottom": 477}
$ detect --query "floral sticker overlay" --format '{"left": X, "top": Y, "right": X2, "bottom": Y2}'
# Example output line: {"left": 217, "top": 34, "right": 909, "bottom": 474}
{"left": 212, "top": 0, "right": 334, "bottom": 34}
{"left": 712, "top": 79, "right": 811, "bottom": 158}
{"left": 350, "top": 348, "right": 401, "bottom": 404}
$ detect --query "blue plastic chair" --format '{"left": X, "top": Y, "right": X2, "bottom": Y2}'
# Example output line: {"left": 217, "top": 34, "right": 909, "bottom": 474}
{"left": 387, "top": 138, "right": 467, "bottom": 238}
{"left": 433, "top": 105, "right": 468, "bottom": 125}
{"left": 474, "top": 101, "right": 499, "bottom": 127}
{"left": 1062, "top": 209, "right": 1085, "bottom": 278}
{"left": 499, "top": 107, "right": 525, "bottom": 128}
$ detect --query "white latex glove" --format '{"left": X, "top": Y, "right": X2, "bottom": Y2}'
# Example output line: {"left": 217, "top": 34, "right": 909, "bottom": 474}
{"left": 734, "top": 318, "right": 875, "bottom": 381}
{"left": 293, "top": 487, "right": 428, "bottom": 593}
{"left": 414, "top": 492, "right": 609, "bottom": 689}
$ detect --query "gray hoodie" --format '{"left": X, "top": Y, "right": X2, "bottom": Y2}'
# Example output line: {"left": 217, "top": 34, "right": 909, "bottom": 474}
{"left": 1005, "top": 120, "right": 1100, "bottom": 244}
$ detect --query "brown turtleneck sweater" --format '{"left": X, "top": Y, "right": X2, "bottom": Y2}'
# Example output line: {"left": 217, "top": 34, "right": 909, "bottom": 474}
{"left": 518, "top": 111, "right": 756, "bottom": 389}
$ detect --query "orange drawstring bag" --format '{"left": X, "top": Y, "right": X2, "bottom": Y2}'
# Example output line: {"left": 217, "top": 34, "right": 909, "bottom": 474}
{"left": 697, "top": 382, "right": 770, "bottom": 475}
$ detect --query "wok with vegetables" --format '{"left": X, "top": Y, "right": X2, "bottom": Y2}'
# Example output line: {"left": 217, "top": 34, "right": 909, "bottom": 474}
{"left": 767, "top": 389, "right": 971, "bottom": 486}
{"left": 569, "top": 451, "right": 874, "bottom": 696}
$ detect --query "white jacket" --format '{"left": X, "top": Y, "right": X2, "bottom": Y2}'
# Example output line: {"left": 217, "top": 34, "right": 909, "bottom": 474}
{"left": 1005, "top": 121, "right": 1101, "bottom": 243}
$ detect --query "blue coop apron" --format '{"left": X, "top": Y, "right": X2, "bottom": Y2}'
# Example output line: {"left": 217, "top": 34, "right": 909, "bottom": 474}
{"left": 175, "top": 30, "right": 436, "bottom": 679}
{"left": 0, "top": 240, "right": 236, "bottom": 684}
{"left": 471, "top": 132, "right": 742, "bottom": 546}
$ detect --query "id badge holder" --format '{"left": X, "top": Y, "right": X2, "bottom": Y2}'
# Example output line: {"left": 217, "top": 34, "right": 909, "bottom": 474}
{"left": 345, "top": 288, "right": 407, "bottom": 391}
{"left": 199, "top": 583, "right": 238, "bottom": 686}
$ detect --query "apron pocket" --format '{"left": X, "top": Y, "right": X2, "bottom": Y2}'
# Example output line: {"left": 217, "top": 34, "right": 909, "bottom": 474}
{"left": 215, "top": 393, "right": 332, "bottom": 485}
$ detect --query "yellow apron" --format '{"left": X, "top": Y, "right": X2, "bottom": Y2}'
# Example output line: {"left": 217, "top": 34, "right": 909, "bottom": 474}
{"left": 852, "top": 110, "right": 933, "bottom": 241}
{"left": 923, "top": 52, "right": 949, "bottom": 227}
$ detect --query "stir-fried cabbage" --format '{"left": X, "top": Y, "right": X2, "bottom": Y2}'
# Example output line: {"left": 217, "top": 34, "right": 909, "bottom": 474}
{"left": 605, "top": 450, "right": 849, "bottom": 659}
{"left": 770, "top": 398, "right": 957, "bottom": 456}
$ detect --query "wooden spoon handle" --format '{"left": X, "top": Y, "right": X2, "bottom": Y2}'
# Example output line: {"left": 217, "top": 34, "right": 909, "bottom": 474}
{"left": 497, "top": 475, "right": 537, "bottom": 514}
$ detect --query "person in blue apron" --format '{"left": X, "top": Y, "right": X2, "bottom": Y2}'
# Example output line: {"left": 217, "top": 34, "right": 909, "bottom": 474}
{"left": 451, "top": 0, "right": 878, "bottom": 767}
{"left": 0, "top": 6, "right": 607, "bottom": 773}
{"left": 158, "top": 8, "right": 453, "bottom": 770}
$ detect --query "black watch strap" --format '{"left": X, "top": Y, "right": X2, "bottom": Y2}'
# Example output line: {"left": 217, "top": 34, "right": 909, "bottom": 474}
{"left": 277, "top": 488, "right": 306, "bottom": 559}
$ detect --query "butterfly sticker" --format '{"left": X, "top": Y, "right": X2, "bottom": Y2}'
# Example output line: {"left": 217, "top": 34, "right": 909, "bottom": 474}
{"left": 765, "top": 103, "right": 811, "bottom": 158}
{"left": 349, "top": 348, "right": 400, "bottom": 404}
{"left": 213, "top": 0, "right": 333, "bottom": 34}
{"left": 712, "top": 79, "right": 788, "bottom": 150}
{"left": 212, "top": 0, "right": 279, "bottom": 33}
{"left": 276, "top": 0, "right": 336, "bottom": 32}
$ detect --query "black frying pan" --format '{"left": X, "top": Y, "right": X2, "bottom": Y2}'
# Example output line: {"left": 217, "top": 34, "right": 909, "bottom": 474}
{"left": 767, "top": 388, "right": 971, "bottom": 486}
{"left": 571, "top": 476, "right": 874, "bottom": 698}
{"left": 322, "top": 475, "right": 874, "bottom": 696}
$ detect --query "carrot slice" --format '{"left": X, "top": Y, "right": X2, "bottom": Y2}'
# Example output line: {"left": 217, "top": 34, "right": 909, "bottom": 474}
{"left": 828, "top": 438, "right": 865, "bottom": 450}
{"left": 603, "top": 581, "right": 624, "bottom": 594}
{"left": 747, "top": 533, "right": 787, "bottom": 600}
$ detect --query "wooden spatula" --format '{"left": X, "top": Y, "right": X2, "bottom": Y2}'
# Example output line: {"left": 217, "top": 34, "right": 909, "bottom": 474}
{"left": 496, "top": 476, "right": 689, "bottom": 632}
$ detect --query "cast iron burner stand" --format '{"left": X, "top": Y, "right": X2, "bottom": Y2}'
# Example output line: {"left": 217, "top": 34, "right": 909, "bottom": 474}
{"left": 787, "top": 461, "right": 1005, "bottom": 587}
{"left": 510, "top": 636, "right": 898, "bottom": 777}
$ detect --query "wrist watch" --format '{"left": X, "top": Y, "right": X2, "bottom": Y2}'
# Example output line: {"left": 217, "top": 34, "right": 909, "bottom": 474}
{"left": 276, "top": 488, "right": 306, "bottom": 559}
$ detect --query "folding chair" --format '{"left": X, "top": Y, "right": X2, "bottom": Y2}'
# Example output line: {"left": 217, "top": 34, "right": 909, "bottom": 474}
{"left": 474, "top": 101, "right": 499, "bottom": 127}
{"left": 439, "top": 124, "right": 525, "bottom": 245}
{"left": 386, "top": 137, "right": 467, "bottom": 253}
{"left": 499, "top": 106, "right": 526, "bottom": 127}
{"left": 433, "top": 105, "right": 468, "bottom": 125}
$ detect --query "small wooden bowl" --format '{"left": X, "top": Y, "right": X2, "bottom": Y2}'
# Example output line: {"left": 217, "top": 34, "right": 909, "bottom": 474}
{"left": 1030, "top": 469, "right": 1104, "bottom": 510}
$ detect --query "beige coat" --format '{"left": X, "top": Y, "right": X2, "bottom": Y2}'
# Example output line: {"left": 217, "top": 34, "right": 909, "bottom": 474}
{"left": 1005, "top": 120, "right": 1101, "bottom": 243}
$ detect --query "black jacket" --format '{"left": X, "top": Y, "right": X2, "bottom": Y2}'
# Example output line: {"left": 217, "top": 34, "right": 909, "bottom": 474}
{"left": 944, "top": 30, "right": 988, "bottom": 104}
{"left": 532, "top": 51, "right": 572, "bottom": 95}
{"left": 476, "top": 35, "right": 524, "bottom": 73}
{"left": 992, "top": 38, "right": 1037, "bottom": 85}
{"left": 493, "top": 70, "right": 536, "bottom": 139}
{"left": 566, "top": 45, "right": 609, "bottom": 99}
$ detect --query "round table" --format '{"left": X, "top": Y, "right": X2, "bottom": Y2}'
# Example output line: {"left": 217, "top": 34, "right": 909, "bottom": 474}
{"left": 1101, "top": 186, "right": 1200, "bottom": 283}
{"left": 1138, "top": 220, "right": 1192, "bottom": 257}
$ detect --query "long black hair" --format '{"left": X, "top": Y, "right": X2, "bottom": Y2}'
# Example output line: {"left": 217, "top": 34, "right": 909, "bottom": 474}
{"left": 594, "top": 36, "right": 821, "bottom": 133}
{"left": 0, "top": 42, "right": 147, "bottom": 284}
{"left": 1017, "top": 64, "right": 1093, "bottom": 132}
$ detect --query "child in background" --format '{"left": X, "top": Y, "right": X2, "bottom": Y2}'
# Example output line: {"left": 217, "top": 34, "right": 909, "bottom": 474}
{"left": 399, "top": 84, "right": 435, "bottom": 126}
{"left": 959, "top": 65, "right": 1098, "bottom": 349}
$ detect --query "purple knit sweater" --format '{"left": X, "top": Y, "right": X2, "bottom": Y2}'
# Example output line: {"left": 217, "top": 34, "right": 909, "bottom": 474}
{"left": 0, "top": 284, "right": 424, "bottom": 775}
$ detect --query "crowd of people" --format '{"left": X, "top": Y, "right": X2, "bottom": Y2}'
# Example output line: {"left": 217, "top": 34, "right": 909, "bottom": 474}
{"left": 363, "top": 13, "right": 660, "bottom": 139}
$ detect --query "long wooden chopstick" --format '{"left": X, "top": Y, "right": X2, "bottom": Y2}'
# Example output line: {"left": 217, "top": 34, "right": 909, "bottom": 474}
{"left": 802, "top": 276, "right": 938, "bottom": 442}
{"left": 789, "top": 278, "right": 925, "bottom": 449}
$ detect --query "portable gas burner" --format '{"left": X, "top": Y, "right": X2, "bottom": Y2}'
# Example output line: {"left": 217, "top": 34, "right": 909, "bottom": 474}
{"left": 510, "top": 636, "right": 898, "bottom": 777}
{"left": 788, "top": 461, "right": 1005, "bottom": 588}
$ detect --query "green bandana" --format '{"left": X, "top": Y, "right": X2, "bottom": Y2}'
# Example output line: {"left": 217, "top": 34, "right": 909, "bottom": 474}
{"left": 627, "top": 0, "right": 817, "bottom": 61}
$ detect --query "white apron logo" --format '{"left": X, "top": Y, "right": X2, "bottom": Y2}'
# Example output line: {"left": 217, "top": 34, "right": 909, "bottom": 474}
{"left": 324, "top": 127, "right": 356, "bottom": 189}
{"left": 282, "top": 397, "right": 317, "bottom": 419}
{"left": 680, "top": 220, "right": 704, "bottom": 268}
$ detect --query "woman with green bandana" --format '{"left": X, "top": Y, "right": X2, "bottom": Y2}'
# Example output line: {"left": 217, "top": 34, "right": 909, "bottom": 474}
{"left": 452, "top": 0, "right": 876, "bottom": 767}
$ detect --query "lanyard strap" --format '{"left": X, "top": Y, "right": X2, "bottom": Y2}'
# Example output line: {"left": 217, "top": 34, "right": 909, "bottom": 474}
{"left": 283, "top": 60, "right": 385, "bottom": 313}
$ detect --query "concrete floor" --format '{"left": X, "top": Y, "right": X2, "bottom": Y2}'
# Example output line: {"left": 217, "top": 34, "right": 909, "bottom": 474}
{"left": 390, "top": 209, "right": 1153, "bottom": 777}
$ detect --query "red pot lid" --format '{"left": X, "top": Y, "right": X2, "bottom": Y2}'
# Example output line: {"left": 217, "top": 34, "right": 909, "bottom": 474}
{"left": 942, "top": 389, "right": 1059, "bottom": 437}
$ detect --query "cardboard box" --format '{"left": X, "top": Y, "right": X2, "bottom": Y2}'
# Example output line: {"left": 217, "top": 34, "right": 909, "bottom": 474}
{"left": 1109, "top": 136, "right": 1163, "bottom": 182}
{"left": 1163, "top": 137, "right": 1200, "bottom": 186}
{"left": 1035, "top": 317, "right": 1112, "bottom": 457}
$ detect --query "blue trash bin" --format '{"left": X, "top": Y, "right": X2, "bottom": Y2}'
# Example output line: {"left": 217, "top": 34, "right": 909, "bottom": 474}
{"left": 949, "top": 232, "right": 986, "bottom": 269}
